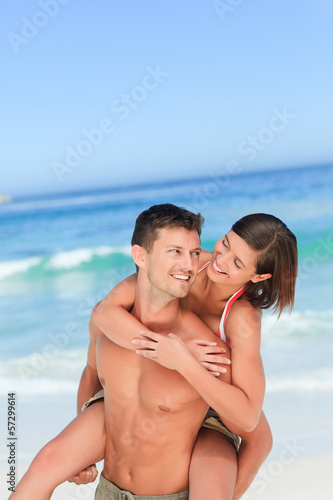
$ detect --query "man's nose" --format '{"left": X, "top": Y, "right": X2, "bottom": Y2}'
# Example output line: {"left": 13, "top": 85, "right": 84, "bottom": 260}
{"left": 180, "top": 252, "right": 194, "bottom": 271}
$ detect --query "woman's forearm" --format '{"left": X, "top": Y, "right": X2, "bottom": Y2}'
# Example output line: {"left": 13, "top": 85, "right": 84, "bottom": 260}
{"left": 180, "top": 356, "right": 263, "bottom": 432}
{"left": 92, "top": 274, "right": 147, "bottom": 350}
{"left": 94, "top": 301, "right": 145, "bottom": 350}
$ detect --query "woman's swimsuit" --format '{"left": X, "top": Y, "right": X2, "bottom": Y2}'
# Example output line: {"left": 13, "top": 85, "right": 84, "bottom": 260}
{"left": 198, "top": 260, "right": 246, "bottom": 450}
{"left": 197, "top": 261, "right": 246, "bottom": 346}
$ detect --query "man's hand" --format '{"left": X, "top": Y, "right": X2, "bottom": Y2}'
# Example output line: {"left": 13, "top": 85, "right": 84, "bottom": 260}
{"left": 68, "top": 464, "right": 98, "bottom": 485}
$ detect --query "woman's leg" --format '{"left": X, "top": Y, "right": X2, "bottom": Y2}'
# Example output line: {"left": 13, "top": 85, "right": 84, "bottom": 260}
{"left": 189, "top": 427, "right": 237, "bottom": 500}
{"left": 9, "top": 400, "right": 106, "bottom": 500}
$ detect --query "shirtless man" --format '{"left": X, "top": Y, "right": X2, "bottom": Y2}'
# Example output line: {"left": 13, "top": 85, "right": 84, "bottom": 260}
{"left": 84, "top": 204, "right": 231, "bottom": 499}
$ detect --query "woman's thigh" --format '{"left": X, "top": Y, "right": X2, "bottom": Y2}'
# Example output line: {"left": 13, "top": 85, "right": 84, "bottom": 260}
{"left": 31, "top": 400, "right": 106, "bottom": 483}
{"left": 189, "top": 427, "right": 237, "bottom": 500}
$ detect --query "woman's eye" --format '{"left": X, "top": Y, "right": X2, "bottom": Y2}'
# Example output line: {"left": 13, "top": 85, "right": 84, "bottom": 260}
{"left": 222, "top": 239, "right": 228, "bottom": 248}
{"left": 234, "top": 260, "right": 241, "bottom": 269}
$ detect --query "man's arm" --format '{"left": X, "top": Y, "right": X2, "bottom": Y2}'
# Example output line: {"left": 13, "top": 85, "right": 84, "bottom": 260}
{"left": 77, "top": 303, "right": 103, "bottom": 412}
{"left": 68, "top": 303, "right": 104, "bottom": 485}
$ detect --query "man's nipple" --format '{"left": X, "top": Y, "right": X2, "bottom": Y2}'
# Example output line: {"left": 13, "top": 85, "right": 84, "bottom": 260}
{"left": 159, "top": 404, "right": 171, "bottom": 412}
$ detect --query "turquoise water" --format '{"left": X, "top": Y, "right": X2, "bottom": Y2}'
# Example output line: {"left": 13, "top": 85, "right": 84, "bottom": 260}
{"left": 0, "top": 164, "right": 332, "bottom": 397}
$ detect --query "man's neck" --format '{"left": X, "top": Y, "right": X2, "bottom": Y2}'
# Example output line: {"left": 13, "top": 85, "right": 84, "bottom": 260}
{"left": 131, "top": 277, "right": 182, "bottom": 333}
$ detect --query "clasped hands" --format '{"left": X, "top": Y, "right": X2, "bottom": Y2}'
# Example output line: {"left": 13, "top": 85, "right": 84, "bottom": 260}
{"left": 133, "top": 330, "right": 231, "bottom": 376}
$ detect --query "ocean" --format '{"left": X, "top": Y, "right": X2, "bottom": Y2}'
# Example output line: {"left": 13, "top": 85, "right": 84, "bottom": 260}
{"left": 1, "top": 163, "right": 333, "bottom": 469}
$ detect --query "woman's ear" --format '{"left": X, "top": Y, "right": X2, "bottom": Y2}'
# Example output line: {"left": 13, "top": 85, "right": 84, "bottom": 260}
{"left": 131, "top": 244, "right": 146, "bottom": 269}
{"left": 251, "top": 273, "right": 272, "bottom": 284}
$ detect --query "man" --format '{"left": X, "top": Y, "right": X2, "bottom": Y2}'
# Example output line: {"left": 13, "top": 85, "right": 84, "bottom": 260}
{"left": 79, "top": 204, "right": 232, "bottom": 499}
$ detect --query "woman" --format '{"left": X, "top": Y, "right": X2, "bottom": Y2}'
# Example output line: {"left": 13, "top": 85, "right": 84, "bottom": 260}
{"left": 10, "top": 213, "right": 297, "bottom": 500}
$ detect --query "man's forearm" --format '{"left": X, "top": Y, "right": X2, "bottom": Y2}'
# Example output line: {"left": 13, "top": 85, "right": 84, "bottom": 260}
{"left": 77, "top": 366, "right": 102, "bottom": 414}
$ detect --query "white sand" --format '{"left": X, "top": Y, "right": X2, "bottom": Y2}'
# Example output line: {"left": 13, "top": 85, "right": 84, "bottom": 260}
{"left": 244, "top": 454, "right": 333, "bottom": 500}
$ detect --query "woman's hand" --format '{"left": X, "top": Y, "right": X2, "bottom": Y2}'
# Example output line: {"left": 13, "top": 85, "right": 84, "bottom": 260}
{"left": 133, "top": 331, "right": 230, "bottom": 376}
{"left": 187, "top": 339, "right": 231, "bottom": 375}
{"left": 133, "top": 331, "right": 193, "bottom": 371}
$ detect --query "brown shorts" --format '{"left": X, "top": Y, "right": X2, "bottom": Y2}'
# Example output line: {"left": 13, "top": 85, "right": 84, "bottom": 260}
{"left": 95, "top": 475, "right": 189, "bottom": 500}
{"left": 202, "top": 407, "right": 241, "bottom": 452}
{"left": 81, "top": 389, "right": 105, "bottom": 412}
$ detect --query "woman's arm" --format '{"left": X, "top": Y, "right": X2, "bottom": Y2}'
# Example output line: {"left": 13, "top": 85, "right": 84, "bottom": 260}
{"left": 135, "top": 301, "right": 265, "bottom": 432}
{"left": 93, "top": 274, "right": 229, "bottom": 371}
{"left": 93, "top": 274, "right": 145, "bottom": 350}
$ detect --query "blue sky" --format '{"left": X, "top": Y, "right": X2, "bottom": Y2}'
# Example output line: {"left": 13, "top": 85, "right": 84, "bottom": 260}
{"left": 2, "top": 0, "right": 333, "bottom": 197}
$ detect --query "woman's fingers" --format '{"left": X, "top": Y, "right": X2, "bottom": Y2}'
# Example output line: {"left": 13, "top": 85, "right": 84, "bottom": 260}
{"left": 192, "top": 340, "right": 226, "bottom": 353}
{"left": 139, "top": 330, "right": 160, "bottom": 341}
{"left": 201, "top": 362, "right": 228, "bottom": 374}
{"left": 132, "top": 339, "right": 157, "bottom": 349}
{"left": 136, "top": 349, "right": 158, "bottom": 359}
{"left": 204, "top": 354, "right": 231, "bottom": 365}
{"left": 192, "top": 339, "right": 218, "bottom": 346}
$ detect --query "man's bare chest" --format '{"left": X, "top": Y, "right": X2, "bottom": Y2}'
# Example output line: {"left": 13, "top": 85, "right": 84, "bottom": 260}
{"left": 96, "top": 333, "right": 203, "bottom": 414}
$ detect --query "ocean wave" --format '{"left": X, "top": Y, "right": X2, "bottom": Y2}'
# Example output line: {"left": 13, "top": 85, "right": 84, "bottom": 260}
{"left": 0, "top": 246, "right": 132, "bottom": 279}
{"left": 266, "top": 367, "right": 333, "bottom": 393}
{"left": 262, "top": 309, "right": 333, "bottom": 338}
{"left": 46, "top": 245, "right": 131, "bottom": 270}
{"left": 0, "top": 376, "right": 78, "bottom": 395}
{"left": 0, "top": 257, "right": 42, "bottom": 280}
{"left": 0, "top": 348, "right": 85, "bottom": 395}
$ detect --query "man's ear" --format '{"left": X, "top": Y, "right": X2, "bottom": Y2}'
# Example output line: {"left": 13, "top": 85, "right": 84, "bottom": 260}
{"left": 131, "top": 244, "right": 146, "bottom": 269}
{"left": 251, "top": 273, "right": 272, "bottom": 284}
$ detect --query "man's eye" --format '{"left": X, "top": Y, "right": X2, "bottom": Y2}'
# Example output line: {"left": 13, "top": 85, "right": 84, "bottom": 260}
{"left": 170, "top": 249, "right": 179, "bottom": 253}
{"left": 192, "top": 251, "right": 200, "bottom": 256}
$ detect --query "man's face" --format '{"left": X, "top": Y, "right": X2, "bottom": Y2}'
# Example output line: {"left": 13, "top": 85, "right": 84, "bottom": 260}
{"left": 145, "top": 227, "right": 201, "bottom": 300}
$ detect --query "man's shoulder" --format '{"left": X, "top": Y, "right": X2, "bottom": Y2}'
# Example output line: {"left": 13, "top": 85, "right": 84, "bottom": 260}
{"left": 180, "top": 307, "right": 222, "bottom": 343}
{"left": 89, "top": 301, "right": 103, "bottom": 342}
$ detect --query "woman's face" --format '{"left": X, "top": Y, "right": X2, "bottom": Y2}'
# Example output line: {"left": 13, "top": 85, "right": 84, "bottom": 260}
{"left": 207, "top": 230, "right": 265, "bottom": 287}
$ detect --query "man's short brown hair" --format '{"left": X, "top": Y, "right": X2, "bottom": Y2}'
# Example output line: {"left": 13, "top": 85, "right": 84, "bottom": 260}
{"left": 131, "top": 203, "right": 204, "bottom": 252}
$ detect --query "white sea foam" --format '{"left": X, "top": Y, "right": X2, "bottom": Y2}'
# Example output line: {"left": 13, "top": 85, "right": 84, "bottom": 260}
{"left": 0, "top": 348, "right": 85, "bottom": 395}
{"left": 0, "top": 257, "right": 42, "bottom": 280}
{"left": 46, "top": 245, "right": 131, "bottom": 269}
{"left": 0, "top": 376, "right": 78, "bottom": 395}
{"left": 0, "top": 246, "right": 132, "bottom": 279}
{"left": 262, "top": 309, "right": 333, "bottom": 338}
{"left": 266, "top": 367, "right": 333, "bottom": 393}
